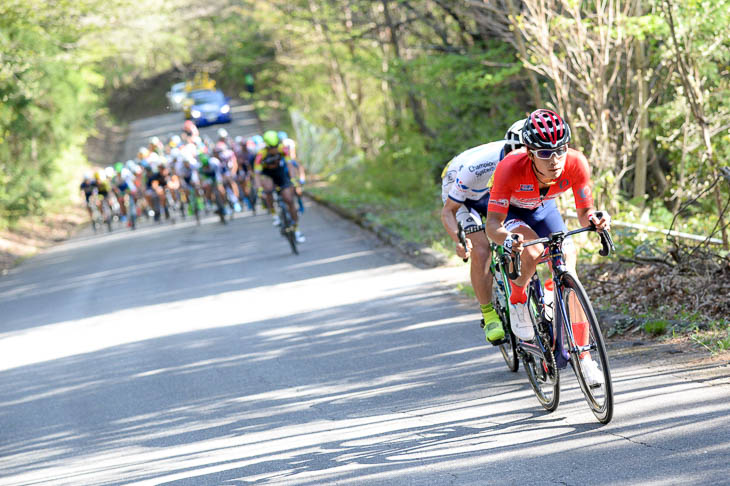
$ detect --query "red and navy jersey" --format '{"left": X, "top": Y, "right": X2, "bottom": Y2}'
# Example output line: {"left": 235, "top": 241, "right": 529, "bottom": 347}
{"left": 487, "top": 148, "right": 593, "bottom": 214}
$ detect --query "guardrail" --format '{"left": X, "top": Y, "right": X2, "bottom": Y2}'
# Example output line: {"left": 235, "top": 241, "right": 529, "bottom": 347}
{"left": 564, "top": 210, "right": 723, "bottom": 245}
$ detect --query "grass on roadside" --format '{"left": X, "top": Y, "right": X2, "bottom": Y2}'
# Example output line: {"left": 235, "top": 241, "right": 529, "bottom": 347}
{"left": 688, "top": 322, "right": 730, "bottom": 354}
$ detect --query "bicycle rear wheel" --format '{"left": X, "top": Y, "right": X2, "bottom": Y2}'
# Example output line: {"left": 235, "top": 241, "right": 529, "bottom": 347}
{"left": 492, "top": 274, "right": 518, "bottom": 372}
{"left": 523, "top": 287, "right": 560, "bottom": 412}
{"left": 560, "top": 272, "right": 614, "bottom": 424}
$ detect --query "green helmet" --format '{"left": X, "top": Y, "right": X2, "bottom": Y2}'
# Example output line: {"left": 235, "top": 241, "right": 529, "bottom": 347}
{"left": 199, "top": 153, "right": 209, "bottom": 166}
{"left": 263, "top": 130, "right": 279, "bottom": 148}
{"left": 114, "top": 162, "right": 124, "bottom": 173}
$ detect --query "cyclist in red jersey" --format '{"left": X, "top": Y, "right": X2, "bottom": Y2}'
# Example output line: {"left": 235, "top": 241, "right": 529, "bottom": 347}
{"left": 485, "top": 109, "right": 610, "bottom": 386}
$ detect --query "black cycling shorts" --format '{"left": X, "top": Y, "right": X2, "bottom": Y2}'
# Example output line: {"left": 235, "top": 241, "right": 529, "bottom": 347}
{"left": 261, "top": 166, "right": 293, "bottom": 190}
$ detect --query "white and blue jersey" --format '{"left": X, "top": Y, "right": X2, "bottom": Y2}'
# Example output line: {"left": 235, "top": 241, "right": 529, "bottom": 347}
{"left": 441, "top": 141, "right": 507, "bottom": 203}
{"left": 440, "top": 140, "right": 508, "bottom": 229}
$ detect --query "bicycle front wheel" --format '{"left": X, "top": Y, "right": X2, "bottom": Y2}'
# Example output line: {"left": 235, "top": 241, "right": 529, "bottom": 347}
{"left": 560, "top": 272, "right": 614, "bottom": 424}
{"left": 523, "top": 287, "right": 560, "bottom": 412}
{"left": 492, "top": 274, "right": 518, "bottom": 372}
{"left": 279, "top": 204, "right": 298, "bottom": 255}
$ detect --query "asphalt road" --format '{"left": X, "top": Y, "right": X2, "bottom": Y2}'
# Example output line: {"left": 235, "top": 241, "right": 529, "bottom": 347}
{"left": 1, "top": 106, "right": 729, "bottom": 485}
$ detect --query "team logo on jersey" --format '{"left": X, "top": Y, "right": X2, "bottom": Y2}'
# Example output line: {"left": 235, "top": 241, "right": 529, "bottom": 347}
{"left": 519, "top": 184, "right": 534, "bottom": 191}
{"left": 559, "top": 179, "right": 569, "bottom": 189}
{"left": 456, "top": 178, "right": 470, "bottom": 191}
{"left": 491, "top": 198, "right": 509, "bottom": 208}
{"left": 578, "top": 186, "right": 592, "bottom": 199}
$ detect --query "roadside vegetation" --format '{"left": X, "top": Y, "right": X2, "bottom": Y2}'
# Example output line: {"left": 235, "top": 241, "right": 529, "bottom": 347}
{"left": 2, "top": 1, "right": 728, "bottom": 349}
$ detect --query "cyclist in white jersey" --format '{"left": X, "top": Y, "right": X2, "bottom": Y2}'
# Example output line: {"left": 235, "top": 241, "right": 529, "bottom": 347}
{"left": 440, "top": 119, "right": 525, "bottom": 343}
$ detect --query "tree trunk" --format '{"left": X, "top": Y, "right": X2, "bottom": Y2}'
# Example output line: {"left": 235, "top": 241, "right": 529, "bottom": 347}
{"left": 381, "top": 0, "right": 435, "bottom": 138}
{"left": 504, "top": 0, "right": 543, "bottom": 107}
{"left": 633, "top": 38, "right": 649, "bottom": 203}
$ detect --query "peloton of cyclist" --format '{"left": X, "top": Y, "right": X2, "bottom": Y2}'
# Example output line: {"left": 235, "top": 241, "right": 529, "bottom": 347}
{"left": 440, "top": 119, "right": 526, "bottom": 343}
{"left": 253, "top": 130, "right": 305, "bottom": 243}
{"left": 485, "top": 108, "right": 610, "bottom": 385}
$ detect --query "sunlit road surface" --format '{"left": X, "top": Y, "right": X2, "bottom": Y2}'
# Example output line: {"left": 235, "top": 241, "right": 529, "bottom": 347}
{"left": 1, "top": 108, "right": 729, "bottom": 485}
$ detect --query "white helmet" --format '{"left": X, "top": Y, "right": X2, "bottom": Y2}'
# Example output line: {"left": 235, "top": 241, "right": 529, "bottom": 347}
{"left": 105, "top": 166, "right": 115, "bottom": 179}
{"left": 217, "top": 128, "right": 228, "bottom": 140}
{"left": 504, "top": 118, "right": 526, "bottom": 155}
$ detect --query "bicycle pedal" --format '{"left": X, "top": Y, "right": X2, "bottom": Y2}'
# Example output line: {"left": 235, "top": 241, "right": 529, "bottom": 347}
{"left": 479, "top": 318, "right": 485, "bottom": 329}
{"left": 488, "top": 337, "right": 508, "bottom": 347}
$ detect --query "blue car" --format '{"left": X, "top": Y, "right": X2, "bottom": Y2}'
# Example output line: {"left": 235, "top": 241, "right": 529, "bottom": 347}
{"left": 184, "top": 89, "right": 232, "bottom": 127}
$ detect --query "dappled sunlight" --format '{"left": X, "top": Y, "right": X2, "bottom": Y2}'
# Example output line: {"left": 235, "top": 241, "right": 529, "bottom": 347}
{"left": 2, "top": 174, "right": 729, "bottom": 485}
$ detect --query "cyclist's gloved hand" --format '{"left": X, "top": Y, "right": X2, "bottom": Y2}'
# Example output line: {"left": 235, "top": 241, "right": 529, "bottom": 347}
{"left": 502, "top": 233, "right": 523, "bottom": 255}
{"left": 588, "top": 211, "right": 611, "bottom": 232}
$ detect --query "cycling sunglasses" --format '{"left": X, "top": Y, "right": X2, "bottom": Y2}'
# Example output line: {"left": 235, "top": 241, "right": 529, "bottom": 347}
{"left": 530, "top": 146, "right": 568, "bottom": 159}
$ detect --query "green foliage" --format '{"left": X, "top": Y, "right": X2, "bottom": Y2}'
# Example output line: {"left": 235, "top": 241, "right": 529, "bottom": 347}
{"left": 644, "top": 318, "right": 669, "bottom": 336}
{"left": 0, "top": 1, "right": 103, "bottom": 223}
{"left": 690, "top": 321, "right": 730, "bottom": 354}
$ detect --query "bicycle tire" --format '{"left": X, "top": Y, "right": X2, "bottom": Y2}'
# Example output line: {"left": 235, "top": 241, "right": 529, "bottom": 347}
{"left": 492, "top": 274, "right": 518, "bottom": 372}
{"left": 102, "top": 199, "right": 113, "bottom": 233}
{"left": 523, "top": 286, "right": 560, "bottom": 412}
{"left": 214, "top": 190, "right": 227, "bottom": 224}
{"left": 165, "top": 190, "right": 177, "bottom": 224}
{"left": 128, "top": 195, "right": 137, "bottom": 230}
{"left": 279, "top": 202, "right": 298, "bottom": 255}
{"left": 192, "top": 190, "right": 201, "bottom": 225}
{"left": 559, "top": 272, "right": 614, "bottom": 424}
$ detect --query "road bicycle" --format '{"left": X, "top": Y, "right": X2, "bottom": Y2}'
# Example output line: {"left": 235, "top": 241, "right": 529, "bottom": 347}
{"left": 460, "top": 217, "right": 616, "bottom": 423}
{"left": 124, "top": 190, "right": 138, "bottom": 230}
{"left": 186, "top": 184, "right": 206, "bottom": 225}
{"left": 98, "top": 193, "right": 114, "bottom": 233}
{"left": 457, "top": 222, "right": 519, "bottom": 372}
{"left": 87, "top": 198, "right": 102, "bottom": 233}
{"left": 507, "top": 217, "right": 615, "bottom": 423}
{"left": 274, "top": 188, "right": 298, "bottom": 255}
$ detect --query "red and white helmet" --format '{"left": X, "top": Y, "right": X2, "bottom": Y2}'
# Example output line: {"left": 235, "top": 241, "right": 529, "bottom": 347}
{"left": 521, "top": 109, "right": 571, "bottom": 150}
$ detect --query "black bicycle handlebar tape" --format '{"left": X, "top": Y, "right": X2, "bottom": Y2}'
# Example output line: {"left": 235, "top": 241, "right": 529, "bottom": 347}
{"left": 507, "top": 234, "right": 522, "bottom": 280}
{"left": 457, "top": 222, "right": 469, "bottom": 263}
{"left": 599, "top": 229, "right": 615, "bottom": 256}
{"left": 590, "top": 211, "right": 615, "bottom": 257}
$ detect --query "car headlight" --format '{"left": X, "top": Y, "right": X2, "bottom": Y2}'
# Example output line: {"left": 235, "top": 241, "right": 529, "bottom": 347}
{"left": 191, "top": 110, "right": 201, "bottom": 118}
{"left": 220, "top": 104, "right": 230, "bottom": 114}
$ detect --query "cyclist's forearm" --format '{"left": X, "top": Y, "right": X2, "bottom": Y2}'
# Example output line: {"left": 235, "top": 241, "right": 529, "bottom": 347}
{"left": 440, "top": 206, "right": 461, "bottom": 243}
{"left": 485, "top": 213, "right": 510, "bottom": 245}
{"left": 576, "top": 206, "right": 595, "bottom": 228}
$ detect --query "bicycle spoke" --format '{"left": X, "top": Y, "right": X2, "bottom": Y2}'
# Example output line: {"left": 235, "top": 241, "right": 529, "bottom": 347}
{"left": 522, "top": 287, "right": 560, "bottom": 412}
{"left": 561, "top": 272, "right": 614, "bottom": 424}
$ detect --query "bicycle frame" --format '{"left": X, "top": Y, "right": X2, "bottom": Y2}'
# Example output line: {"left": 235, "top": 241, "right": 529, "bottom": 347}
{"left": 512, "top": 225, "right": 615, "bottom": 368}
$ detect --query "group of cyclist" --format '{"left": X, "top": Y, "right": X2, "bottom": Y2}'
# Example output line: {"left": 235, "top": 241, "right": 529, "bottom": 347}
{"left": 440, "top": 108, "right": 610, "bottom": 386}
{"left": 81, "top": 107, "right": 607, "bottom": 382}
{"left": 81, "top": 121, "right": 306, "bottom": 242}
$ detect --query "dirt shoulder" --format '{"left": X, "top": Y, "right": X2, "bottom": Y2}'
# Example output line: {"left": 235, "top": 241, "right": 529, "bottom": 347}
{"left": 0, "top": 209, "right": 87, "bottom": 275}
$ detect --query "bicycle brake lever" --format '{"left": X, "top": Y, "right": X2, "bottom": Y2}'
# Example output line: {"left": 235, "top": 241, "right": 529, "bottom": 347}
{"left": 592, "top": 211, "right": 615, "bottom": 257}
{"left": 506, "top": 234, "right": 521, "bottom": 280}
{"left": 457, "top": 222, "right": 469, "bottom": 263}
{"left": 599, "top": 229, "right": 615, "bottom": 257}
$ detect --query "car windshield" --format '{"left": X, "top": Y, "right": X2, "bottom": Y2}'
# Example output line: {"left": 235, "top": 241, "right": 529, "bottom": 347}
{"left": 190, "top": 91, "right": 223, "bottom": 105}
